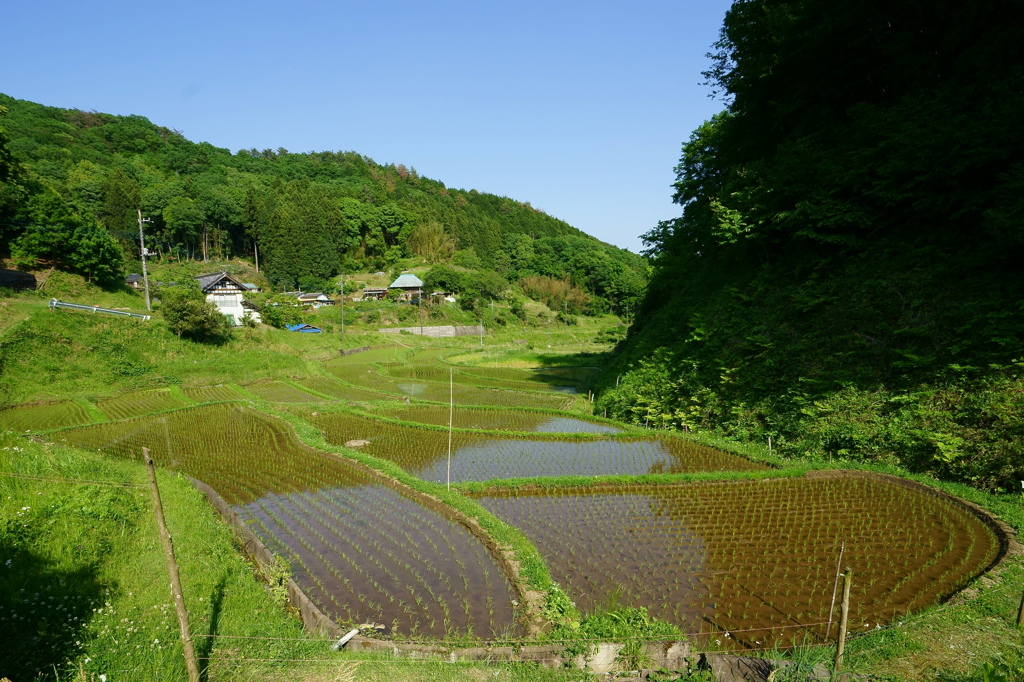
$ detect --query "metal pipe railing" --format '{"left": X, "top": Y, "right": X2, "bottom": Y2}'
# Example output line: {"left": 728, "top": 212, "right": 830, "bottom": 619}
{"left": 49, "top": 299, "right": 151, "bottom": 320}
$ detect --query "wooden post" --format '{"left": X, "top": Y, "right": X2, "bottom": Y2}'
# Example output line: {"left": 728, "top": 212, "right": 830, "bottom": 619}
{"left": 834, "top": 568, "right": 852, "bottom": 674}
{"left": 145, "top": 448, "right": 201, "bottom": 682}
{"left": 1017, "top": 588, "right": 1024, "bottom": 628}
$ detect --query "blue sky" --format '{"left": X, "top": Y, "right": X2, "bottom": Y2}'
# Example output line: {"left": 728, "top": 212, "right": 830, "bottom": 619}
{"left": 2, "top": 0, "right": 731, "bottom": 252}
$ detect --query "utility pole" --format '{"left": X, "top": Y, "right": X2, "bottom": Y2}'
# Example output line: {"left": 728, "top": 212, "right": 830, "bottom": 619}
{"left": 339, "top": 269, "right": 345, "bottom": 342}
{"left": 138, "top": 209, "right": 152, "bottom": 312}
{"left": 419, "top": 285, "right": 424, "bottom": 336}
{"left": 479, "top": 318, "right": 483, "bottom": 348}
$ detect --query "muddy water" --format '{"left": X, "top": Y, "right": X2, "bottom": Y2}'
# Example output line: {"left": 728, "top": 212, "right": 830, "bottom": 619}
{"left": 476, "top": 476, "right": 1001, "bottom": 648}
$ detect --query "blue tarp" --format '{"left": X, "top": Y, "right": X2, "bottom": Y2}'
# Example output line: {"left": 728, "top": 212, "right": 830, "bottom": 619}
{"left": 285, "top": 324, "right": 322, "bottom": 333}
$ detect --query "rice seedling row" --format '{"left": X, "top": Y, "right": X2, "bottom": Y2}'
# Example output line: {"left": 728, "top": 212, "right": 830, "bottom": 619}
{"left": 296, "top": 376, "right": 391, "bottom": 402}
{"left": 0, "top": 400, "right": 95, "bottom": 433}
{"left": 384, "top": 365, "right": 579, "bottom": 394}
{"left": 54, "top": 404, "right": 519, "bottom": 638}
{"left": 326, "top": 363, "right": 576, "bottom": 410}
{"left": 373, "top": 405, "right": 622, "bottom": 434}
{"left": 473, "top": 475, "right": 1000, "bottom": 648}
{"left": 310, "top": 411, "right": 764, "bottom": 482}
{"left": 242, "top": 381, "right": 325, "bottom": 403}
{"left": 330, "top": 348, "right": 408, "bottom": 365}
{"left": 182, "top": 384, "right": 247, "bottom": 403}
{"left": 94, "top": 389, "right": 191, "bottom": 420}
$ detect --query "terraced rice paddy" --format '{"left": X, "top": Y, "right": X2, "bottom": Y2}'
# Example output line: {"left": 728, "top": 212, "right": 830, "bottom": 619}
{"left": 95, "top": 388, "right": 190, "bottom": 420}
{"left": 385, "top": 366, "right": 578, "bottom": 393}
{"left": 474, "top": 474, "right": 1001, "bottom": 648}
{"left": 0, "top": 400, "right": 96, "bottom": 432}
{"left": 183, "top": 384, "right": 247, "bottom": 403}
{"left": 309, "top": 411, "right": 765, "bottom": 482}
{"left": 327, "top": 363, "right": 576, "bottom": 410}
{"left": 297, "top": 376, "right": 389, "bottom": 402}
{"left": 243, "top": 381, "right": 325, "bottom": 403}
{"left": 55, "top": 404, "right": 520, "bottom": 638}
{"left": 11, "top": 340, "right": 1002, "bottom": 651}
{"left": 375, "top": 405, "right": 622, "bottom": 434}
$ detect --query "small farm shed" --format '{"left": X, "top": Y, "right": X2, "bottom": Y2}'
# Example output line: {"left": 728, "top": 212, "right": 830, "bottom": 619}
{"left": 285, "top": 323, "right": 322, "bottom": 333}
{"left": 242, "top": 282, "right": 260, "bottom": 293}
{"left": 0, "top": 268, "right": 36, "bottom": 291}
{"left": 362, "top": 287, "right": 388, "bottom": 300}
{"left": 388, "top": 273, "right": 424, "bottom": 302}
{"left": 125, "top": 273, "right": 144, "bottom": 289}
{"left": 196, "top": 271, "right": 248, "bottom": 326}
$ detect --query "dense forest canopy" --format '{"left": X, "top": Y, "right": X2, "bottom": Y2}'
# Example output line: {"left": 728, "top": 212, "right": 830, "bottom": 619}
{"left": 599, "top": 0, "right": 1024, "bottom": 489}
{"left": 0, "top": 94, "right": 645, "bottom": 314}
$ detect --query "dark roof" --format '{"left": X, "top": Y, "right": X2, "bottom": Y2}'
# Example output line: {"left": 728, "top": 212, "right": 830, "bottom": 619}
{"left": 125, "top": 273, "right": 143, "bottom": 282}
{"left": 195, "top": 271, "right": 246, "bottom": 293}
{"left": 0, "top": 268, "right": 36, "bottom": 290}
{"left": 241, "top": 300, "right": 260, "bottom": 311}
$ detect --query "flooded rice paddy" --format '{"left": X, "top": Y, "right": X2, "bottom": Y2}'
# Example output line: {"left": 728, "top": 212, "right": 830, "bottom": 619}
{"left": 374, "top": 405, "right": 621, "bottom": 433}
{"left": 326, "top": 363, "right": 577, "bottom": 410}
{"left": 475, "top": 475, "right": 1000, "bottom": 648}
{"left": 310, "top": 411, "right": 765, "bottom": 482}
{"left": 7, "top": 345, "right": 1004, "bottom": 649}
{"left": 56, "top": 404, "right": 520, "bottom": 638}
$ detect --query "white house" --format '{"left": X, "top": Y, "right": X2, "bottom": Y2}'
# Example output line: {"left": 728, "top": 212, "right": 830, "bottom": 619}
{"left": 195, "top": 271, "right": 261, "bottom": 326}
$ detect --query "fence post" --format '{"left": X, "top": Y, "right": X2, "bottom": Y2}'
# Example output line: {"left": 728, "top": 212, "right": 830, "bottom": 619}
{"left": 145, "top": 447, "right": 201, "bottom": 682}
{"left": 834, "top": 568, "right": 852, "bottom": 674}
{"left": 1017, "top": 588, "right": 1024, "bottom": 628}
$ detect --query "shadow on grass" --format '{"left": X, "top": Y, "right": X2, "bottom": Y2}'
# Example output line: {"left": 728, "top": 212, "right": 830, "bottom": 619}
{"left": 0, "top": 537, "right": 106, "bottom": 680}
{"left": 198, "top": 574, "right": 228, "bottom": 682}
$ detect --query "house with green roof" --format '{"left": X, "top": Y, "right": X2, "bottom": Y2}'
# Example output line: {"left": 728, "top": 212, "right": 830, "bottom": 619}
{"left": 388, "top": 273, "right": 424, "bottom": 302}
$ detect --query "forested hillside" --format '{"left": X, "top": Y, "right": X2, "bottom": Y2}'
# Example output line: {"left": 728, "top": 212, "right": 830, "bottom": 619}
{"left": 0, "top": 94, "right": 645, "bottom": 314}
{"left": 598, "top": 0, "right": 1024, "bottom": 489}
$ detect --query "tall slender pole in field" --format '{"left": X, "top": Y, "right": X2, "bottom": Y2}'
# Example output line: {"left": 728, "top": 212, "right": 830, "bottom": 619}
{"left": 827, "top": 541, "right": 846, "bottom": 639}
{"left": 339, "top": 269, "right": 345, "bottom": 342}
{"left": 144, "top": 447, "right": 200, "bottom": 682}
{"left": 447, "top": 368, "right": 453, "bottom": 491}
{"left": 834, "top": 568, "right": 853, "bottom": 673}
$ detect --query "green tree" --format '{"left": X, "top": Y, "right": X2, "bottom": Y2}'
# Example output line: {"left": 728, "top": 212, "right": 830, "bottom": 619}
{"left": 0, "top": 104, "right": 27, "bottom": 246}
{"left": 160, "top": 284, "right": 229, "bottom": 342}
{"left": 11, "top": 191, "right": 124, "bottom": 285}
{"left": 99, "top": 168, "right": 141, "bottom": 235}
